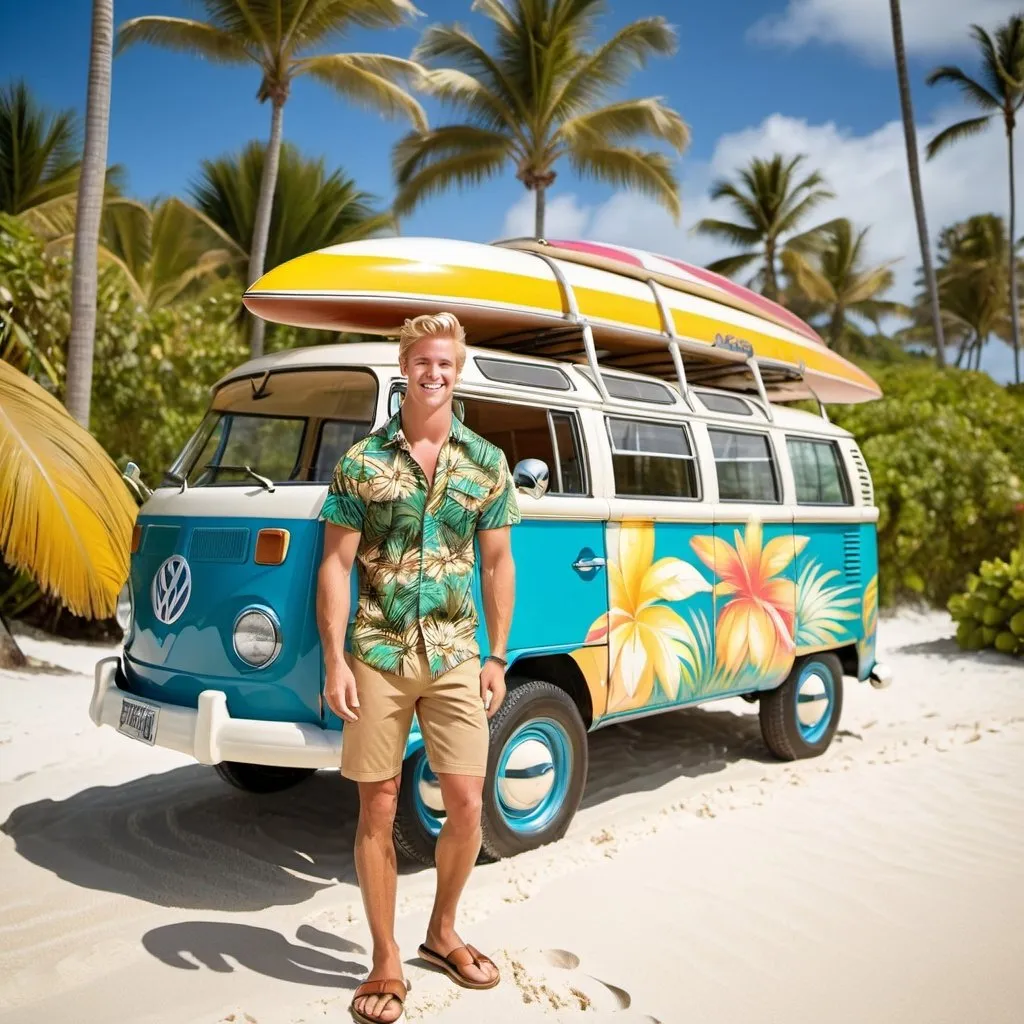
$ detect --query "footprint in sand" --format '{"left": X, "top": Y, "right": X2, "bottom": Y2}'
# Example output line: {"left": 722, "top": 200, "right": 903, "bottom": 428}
{"left": 499, "top": 946, "right": 660, "bottom": 1021}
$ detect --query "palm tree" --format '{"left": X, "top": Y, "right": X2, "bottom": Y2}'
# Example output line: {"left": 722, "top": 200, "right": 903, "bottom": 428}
{"left": 0, "top": 80, "right": 81, "bottom": 222}
{"left": 191, "top": 141, "right": 393, "bottom": 272}
{"left": 694, "top": 154, "right": 836, "bottom": 303}
{"left": 96, "top": 197, "right": 245, "bottom": 310}
{"left": 888, "top": 0, "right": 945, "bottom": 367}
{"left": 926, "top": 15, "right": 1024, "bottom": 383}
{"left": 66, "top": 0, "right": 114, "bottom": 429}
{"left": 0, "top": 358, "right": 136, "bottom": 667}
{"left": 393, "top": 0, "right": 689, "bottom": 239}
{"left": 118, "top": 0, "right": 426, "bottom": 358}
{"left": 781, "top": 219, "right": 907, "bottom": 356}
{"left": 932, "top": 215, "right": 1017, "bottom": 370}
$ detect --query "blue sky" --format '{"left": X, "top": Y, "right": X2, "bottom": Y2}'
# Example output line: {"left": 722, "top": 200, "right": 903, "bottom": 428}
{"left": 7, "top": 0, "right": 1021, "bottom": 380}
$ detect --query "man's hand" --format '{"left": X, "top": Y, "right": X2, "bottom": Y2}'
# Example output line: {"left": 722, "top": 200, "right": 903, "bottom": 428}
{"left": 324, "top": 659, "right": 360, "bottom": 722}
{"left": 480, "top": 659, "right": 506, "bottom": 719}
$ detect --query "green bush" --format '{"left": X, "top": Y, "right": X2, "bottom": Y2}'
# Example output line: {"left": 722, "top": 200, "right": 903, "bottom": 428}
{"left": 948, "top": 550, "right": 1024, "bottom": 658}
{"left": 831, "top": 363, "right": 1024, "bottom": 607}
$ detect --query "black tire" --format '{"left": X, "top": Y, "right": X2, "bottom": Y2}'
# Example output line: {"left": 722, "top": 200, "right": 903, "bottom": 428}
{"left": 759, "top": 653, "right": 844, "bottom": 761}
{"left": 393, "top": 747, "right": 444, "bottom": 866}
{"left": 480, "top": 680, "right": 588, "bottom": 860}
{"left": 213, "top": 761, "right": 317, "bottom": 793}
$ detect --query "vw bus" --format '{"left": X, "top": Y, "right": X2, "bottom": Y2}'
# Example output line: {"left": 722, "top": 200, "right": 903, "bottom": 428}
{"left": 91, "top": 237, "right": 892, "bottom": 862}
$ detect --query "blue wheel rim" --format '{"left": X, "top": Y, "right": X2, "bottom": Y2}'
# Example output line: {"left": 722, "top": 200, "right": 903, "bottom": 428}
{"left": 493, "top": 717, "right": 572, "bottom": 835}
{"left": 412, "top": 751, "right": 445, "bottom": 838}
{"left": 795, "top": 661, "right": 835, "bottom": 744}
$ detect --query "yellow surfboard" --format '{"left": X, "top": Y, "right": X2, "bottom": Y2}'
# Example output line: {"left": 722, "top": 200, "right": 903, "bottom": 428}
{"left": 244, "top": 237, "right": 881, "bottom": 404}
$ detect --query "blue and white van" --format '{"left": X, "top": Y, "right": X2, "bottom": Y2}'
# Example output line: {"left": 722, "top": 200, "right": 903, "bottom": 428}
{"left": 91, "top": 339, "right": 891, "bottom": 862}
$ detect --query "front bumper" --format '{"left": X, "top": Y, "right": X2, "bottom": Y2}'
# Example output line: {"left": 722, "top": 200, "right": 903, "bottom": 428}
{"left": 89, "top": 656, "right": 342, "bottom": 769}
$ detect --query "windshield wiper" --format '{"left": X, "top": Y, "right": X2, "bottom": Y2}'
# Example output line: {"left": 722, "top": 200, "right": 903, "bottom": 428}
{"left": 203, "top": 464, "right": 277, "bottom": 492}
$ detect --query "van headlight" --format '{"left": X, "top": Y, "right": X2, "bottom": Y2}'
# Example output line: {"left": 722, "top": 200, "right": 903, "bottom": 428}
{"left": 232, "top": 608, "right": 281, "bottom": 668}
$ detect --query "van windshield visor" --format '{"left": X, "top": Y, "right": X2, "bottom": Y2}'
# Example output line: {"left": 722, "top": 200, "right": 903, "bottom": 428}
{"left": 167, "top": 368, "right": 377, "bottom": 487}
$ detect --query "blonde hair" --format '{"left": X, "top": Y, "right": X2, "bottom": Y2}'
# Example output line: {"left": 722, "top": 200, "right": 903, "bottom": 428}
{"left": 398, "top": 312, "right": 467, "bottom": 372}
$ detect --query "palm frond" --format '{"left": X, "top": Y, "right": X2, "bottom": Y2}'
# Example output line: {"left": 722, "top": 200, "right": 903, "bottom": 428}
{"left": 287, "top": 0, "right": 420, "bottom": 47}
{"left": 296, "top": 53, "right": 428, "bottom": 130}
{"left": 775, "top": 190, "right": 835, "bottom": 235}
{"left": 392, "top": 145, "right": 510, "bottom": 217}
{"left": 116, "top": 16, "right": 250, "bottom": 62}
{"left": 0, "top": 360, "right": 136, "bottom": 618}
{"left": 781, "top": 249, "right": 836, "bottom": 304}
{"left": 558, "top": 97, "right": 689, "bottom": 151}
{"left": 393, "top": 124, "right": 514, "bottom": 185}
{"left": 414, "top": 24, "right": 525, "bottom": 119}
{"left": 925, "top": 64, "right": 1000, "bottom": 109}
{"left": 549, "top": 17, "right": 677, "bottom": 119}
{"left": 418, "top": 68, "right": 519, "bottom": 133}
{"left": 703, "top": 252, "right": 761, "bottom": 277}
{"left": 567, "top": 144, "right": 680, "bottom": 219}
{"left": 926, "top": 114, "right": 992, "bottom": 159}
{"left": 693, "top": 217, "right": 763, "bottom": 247}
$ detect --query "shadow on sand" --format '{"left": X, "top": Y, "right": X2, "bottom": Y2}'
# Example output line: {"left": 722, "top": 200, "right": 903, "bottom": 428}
{"left": 3, "top": 701, "right": 767, "bottom": 912}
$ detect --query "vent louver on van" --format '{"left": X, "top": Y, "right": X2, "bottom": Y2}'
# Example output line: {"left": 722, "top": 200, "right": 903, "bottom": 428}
{"left": 843, "top": 530, "right": 862, "bottom": 582}
{"left": 848, "top": 446, "right": 874, "bottom": 504}
{"left": 143, "top": 525, "right": 180, "bottom": 558}
{"left": 188, "top": 528, "right": 250, "bottom": 563}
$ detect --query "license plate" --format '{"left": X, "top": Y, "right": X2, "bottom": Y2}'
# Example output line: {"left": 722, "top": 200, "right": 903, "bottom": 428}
{"left": 118, "top": 697, "right": 159, "bottom": 745}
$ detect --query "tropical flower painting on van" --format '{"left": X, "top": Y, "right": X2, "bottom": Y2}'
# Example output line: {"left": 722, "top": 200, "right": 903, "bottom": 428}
{"left": 691, "top": 521, "right": 805, "bottom": 683}
{"left": 570, "top": 522, "right": 712, "bottom": 714}
{"left": 857, "top": 573, "right": 879, "bottom": 667}
{"left": 794, "top": 560, "right": 860, "bottom": 649}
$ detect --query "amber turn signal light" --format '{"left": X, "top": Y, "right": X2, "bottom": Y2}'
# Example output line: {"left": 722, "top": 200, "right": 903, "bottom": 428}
{"left": 130, "top": 524, "right": 142, "bottom": 553}
{"left": 255, "top": 528, "right": 290, "bottom": 565}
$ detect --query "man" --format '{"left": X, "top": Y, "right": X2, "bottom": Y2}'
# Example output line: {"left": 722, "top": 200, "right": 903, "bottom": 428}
{"left": 317, "top": 312, "right": 520, "bottom": 1024}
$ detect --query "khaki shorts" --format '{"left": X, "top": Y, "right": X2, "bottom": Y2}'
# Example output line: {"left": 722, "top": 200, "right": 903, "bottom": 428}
{"left": 341, "top": 650, "right": 489, "bottom": 782}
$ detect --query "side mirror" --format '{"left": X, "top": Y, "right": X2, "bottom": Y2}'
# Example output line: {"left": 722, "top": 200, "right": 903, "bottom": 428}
{"left": 513, "top": 458, "right": 549, "bottom": 499}
{"left": 122, "top": 461, "right": 153, "bottom": 505}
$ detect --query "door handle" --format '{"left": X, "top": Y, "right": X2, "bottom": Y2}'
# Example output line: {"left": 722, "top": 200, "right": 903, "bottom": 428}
{"left": 572, "top": 556, "right": 606, "bottom": 571}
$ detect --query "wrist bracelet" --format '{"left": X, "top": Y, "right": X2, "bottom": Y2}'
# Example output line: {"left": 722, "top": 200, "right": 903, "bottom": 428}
{"left": 485, "top": 654, "right": 508, "bottom": 668}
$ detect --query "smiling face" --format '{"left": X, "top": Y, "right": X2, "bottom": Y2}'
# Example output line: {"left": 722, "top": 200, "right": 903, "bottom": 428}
{"left": 400, "top": 334, "right": 459, "bottom": 413}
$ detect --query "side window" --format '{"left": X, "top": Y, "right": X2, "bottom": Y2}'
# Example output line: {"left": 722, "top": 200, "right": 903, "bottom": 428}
{"left": 312, "top": 419, "right": 373, "bottom": 482}
{"left": 459, "top": 397, "right": 588, "bottom": 495}
{"left": 708, "top": 428, "right": 779, "bottom": 503}
{"left": 787, "top": 437, "right": 851, "bottom": 505}
{"left": 607, "top": 417, "right": 699, "bottom": 499}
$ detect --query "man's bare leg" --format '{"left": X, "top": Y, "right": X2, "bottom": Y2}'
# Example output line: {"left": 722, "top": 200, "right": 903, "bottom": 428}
{"left": 353, "top": 776, "right": 405, "bottom": 1023}
{"left": 423, "top": 773, "right": 498, "bottom": 985}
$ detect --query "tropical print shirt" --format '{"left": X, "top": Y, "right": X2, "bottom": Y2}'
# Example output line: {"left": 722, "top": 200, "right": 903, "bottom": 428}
{"left": 320, "top": 409, "right": 521, "bottom": 678}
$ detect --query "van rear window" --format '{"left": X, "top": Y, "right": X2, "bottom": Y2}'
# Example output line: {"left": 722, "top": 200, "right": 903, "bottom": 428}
{"left": 708, "top": 428, "right": 779, "bottom": 503}
{"left": 787, "top": 437, "right": 851, "bottom": 505}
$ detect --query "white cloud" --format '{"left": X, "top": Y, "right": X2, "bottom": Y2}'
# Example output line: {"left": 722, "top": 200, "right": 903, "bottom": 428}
{"left": 502, "top": 191, "right": 592, "bottom": 240}
{"left": 750, "top": 0, "right": 1021, "bottom": 61}
{"left": 501, "top": 107, "right": 1018, "bottom": 382}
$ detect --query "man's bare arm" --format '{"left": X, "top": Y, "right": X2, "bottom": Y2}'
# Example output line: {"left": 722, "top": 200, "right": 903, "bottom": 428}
{"left": 478, "top": 526, "right": 515, "bottom": 656}
{"left": 318, "top": 523, "right": 362, "bottom": 720}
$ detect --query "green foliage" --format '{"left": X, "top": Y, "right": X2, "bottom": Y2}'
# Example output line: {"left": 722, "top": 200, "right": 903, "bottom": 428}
{"left": 0, "top": 213, "right": 69, "bottom": 386}
{"left": 831, "top": 363, "right": 1024, "bottom": 606}
{"left": 948, "top": 550, "right": 1024, "bottom": 658}
{"left": 90, "top": 283, "right": 248, "bottom": 484}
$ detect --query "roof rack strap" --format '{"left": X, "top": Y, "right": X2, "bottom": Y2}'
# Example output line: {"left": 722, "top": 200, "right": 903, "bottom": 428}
{"left": 745, "top": 356, "right": 775, "bottom": 422}
{"left": 529, "top": 250, "right": 611, "bottom": 403}
{"left": 647, "top": 278, "right": 696, "bottom": 411}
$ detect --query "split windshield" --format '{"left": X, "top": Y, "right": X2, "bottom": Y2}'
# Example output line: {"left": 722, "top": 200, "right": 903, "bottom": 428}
{"left": 166, "top": 368, "right": 377, "bottom": 487}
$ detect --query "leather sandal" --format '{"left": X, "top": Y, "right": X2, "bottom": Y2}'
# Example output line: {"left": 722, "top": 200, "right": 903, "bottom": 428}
{"left": 417, "top": 943, "right": 500, "bottom": 989}
{"left": 349, "top": 977, "right": 409, "bottom": 1023}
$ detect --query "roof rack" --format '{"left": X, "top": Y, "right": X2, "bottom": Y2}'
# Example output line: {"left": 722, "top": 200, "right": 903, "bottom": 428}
{"left": 487, "top": 248, "right": 790, "bottom": 420}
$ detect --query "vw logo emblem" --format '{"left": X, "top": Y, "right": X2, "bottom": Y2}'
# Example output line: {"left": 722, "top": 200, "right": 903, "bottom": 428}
{"left": 152, "top": 556, "right": 192, "bottom": 625}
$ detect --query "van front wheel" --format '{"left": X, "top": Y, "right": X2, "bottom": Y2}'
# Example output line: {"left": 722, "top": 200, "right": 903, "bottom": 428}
{"left": 759, "top": 653, "right": 843, "bottom": 760}
{"left": 214, "top": 761, "right": 317, "bottom": 793}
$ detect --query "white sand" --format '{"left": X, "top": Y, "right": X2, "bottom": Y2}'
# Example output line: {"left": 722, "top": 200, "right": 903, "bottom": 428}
{"left": 1, "top": 611, "right": 1022, "bottom": 1024}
